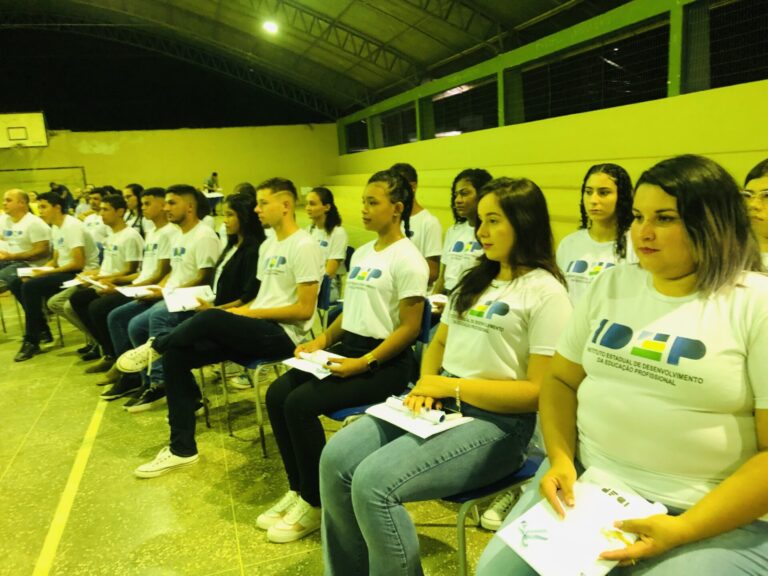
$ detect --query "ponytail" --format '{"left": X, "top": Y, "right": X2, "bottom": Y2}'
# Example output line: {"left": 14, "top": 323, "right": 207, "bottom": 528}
{"left": 367, "top": 170, "right": 414, "bottom": 237}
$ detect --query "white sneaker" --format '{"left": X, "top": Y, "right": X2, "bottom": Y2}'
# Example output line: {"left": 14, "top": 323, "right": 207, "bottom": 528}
{"left": 256, "top": 490, "right": 299, "bottom": 530}
{"left": 134, "top": 446, "right": 198, "bottom": 478}
{"left": 480, "top": 489, "right": 519, "bottom": 531}
{"left": 266, "top": 496, "right": 321, "bottom": 543}
{"left": 228, "top": 374, "right": 252, "bottom": 390}
{"left": 117, "top": 337, "right": 161, "bottom": 374}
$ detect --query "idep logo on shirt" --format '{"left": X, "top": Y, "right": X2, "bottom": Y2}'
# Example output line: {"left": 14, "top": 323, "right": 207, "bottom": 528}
{"left": 349, "top": 266, "right": 382, "bottom": 281}
{"left": 266, "top": 256, "right": 287, "bottom": 270}
{"left": 144, "top": 242, "right": 158, "bottom": 254}
{"left": 591, "top": 319, "right": 706, "bottom": 365}
{"left": 319, "top": 240, "right": 329, "bottom": 247}
{"left": 468, "top": 300, "right": 509, "bottom": 319}
{"left": 172, "top": 246, "right": 186, "bottom": 258}
{"left": 450, "top": 240, "right": 481, "bottom": 253}
{"left": 566, "top": 260, "right": 615, "bottom": 276}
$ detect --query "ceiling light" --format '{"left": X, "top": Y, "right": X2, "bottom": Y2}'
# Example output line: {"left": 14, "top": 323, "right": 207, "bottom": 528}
{"left": 263, "top": 21, "right": 278, "bottom": 34}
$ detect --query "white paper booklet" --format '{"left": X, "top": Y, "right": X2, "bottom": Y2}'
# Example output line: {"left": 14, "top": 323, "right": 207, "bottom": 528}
{"left": 497, "top": 467, "right": 668, "bottom": 576}
{"left": 61, "top": 278, "right": 84, "bottom": 288}
{"left": 116, "top": 284, "right": 162, "bottom": 298}
{"left": 78, "top": 275, "right": 108, "bottom": 290}
{"left": 162, "top": 286, "right": 215, "bottom": 313}
{"left": 283, "top": 350, "right": 346, "bottom": 380}
{"left": 16, "top": 266, "right": 54, "bottom": 277}
{"left": 366, "top": 396, "right": 473, "bottom": 439}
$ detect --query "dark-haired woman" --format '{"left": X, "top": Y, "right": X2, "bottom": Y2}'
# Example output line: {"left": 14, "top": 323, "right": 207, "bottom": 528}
{"left": 257, "top": 170, "right": 429, "bottom": 545}
{"left": 319, "top": 177, "right": 572, "bottom": 575}
{"left": 306, "top": 187, "right": 348, "bottom": 303}
{"left": 743, "top": 159, "right": 768, "bottom": 267}
{"left": 432, "top": 168, "right": 492, "bottom": 298}
{"left": 556, "top": 164, "right": 635, "bottom": 305}
{"left": 477, "top": 155, "right": 768, "bottom": 576}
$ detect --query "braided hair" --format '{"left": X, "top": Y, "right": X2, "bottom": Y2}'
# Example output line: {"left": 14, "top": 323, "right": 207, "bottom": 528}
{"left": 578, "top": 163, "right": 634, "bottom": 260}
{"left": 367, "top": 169, "right": 414, "bottom": 238}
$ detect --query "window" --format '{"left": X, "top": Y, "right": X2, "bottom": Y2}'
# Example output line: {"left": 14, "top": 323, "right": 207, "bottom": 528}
{"left": 432, "top": 77, "right": 498, "bottom": 137}
{"left": 345, "top": 120, "right": 368, "bottom": 153}
{"left": 710, "top": 0, "right": 768, "bottom": 88}
{"left": 380, "top": 106, "right": 417, "bottom": 147}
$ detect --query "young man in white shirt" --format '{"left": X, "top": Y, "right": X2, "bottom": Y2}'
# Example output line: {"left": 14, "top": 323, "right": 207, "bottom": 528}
{"left": 66, "top": 194, "right": 145, "bottom": 372}
{"left": 125, "top": 177, "right": 323, "bottom": 478}
{"left": 10, "top": 192, "right": 96, "bottom": 361}
{"left": 391, "top": 163, "right": 442, "bottom": 285}
{"left": 101, "top": 185, "right": 220, "bottom": 403}
{"left": 81, "top": 188, "right": 111, "bottom": 253}
{"left": 79, "top": 188, "right": 174, "bottom": 382}
{"left": 0, "top": 188, "right": 51, "bottom": 292}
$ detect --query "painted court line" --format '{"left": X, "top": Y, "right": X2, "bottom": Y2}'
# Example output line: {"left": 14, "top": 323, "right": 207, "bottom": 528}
{"left": 32, "top": 399, "right": 108, "bottom": 576}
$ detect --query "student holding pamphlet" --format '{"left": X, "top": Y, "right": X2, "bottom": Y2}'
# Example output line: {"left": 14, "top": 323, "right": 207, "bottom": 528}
{"left": 257, "top": 169, "right": 429, "bottom": 545}
{"left": 477, "top": 156, "right": 768, "bottom": 576}
{"left": 320, "top": 177, "right": 572, "bottom": 575}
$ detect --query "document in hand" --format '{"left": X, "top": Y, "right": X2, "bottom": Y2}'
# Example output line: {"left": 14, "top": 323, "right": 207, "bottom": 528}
{"left": 116, "top": 285, "right": 162, "bottom": 298}
{"left": 60, "top": 278, "right": 84, "bottom": 288}
{"left": 78, "top": 275, "right": 108, "bottom": 290}
{"left": 283, "top": 350, "right": 346, "bottom": 380}
{"left": 16, "top": 266, "right": 54, "bottom": 277}
{"left": 365, "top": 396, "right": 473, "bottom": 439}
{"left": 162, "top": 286, "right": 215, "bottom": 313}
{"left": 497, "top": 467, "right": 668, "bottom": 576}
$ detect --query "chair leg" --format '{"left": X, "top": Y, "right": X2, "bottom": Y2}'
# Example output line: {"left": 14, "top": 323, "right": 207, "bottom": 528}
{"left": 221, "top": 361, "right": 233, "bottom": 436}
{"left": 253, "top": 366, "right": 267, "bottom": 458}
{"left": 56, "top": 313, "right": 64, "bottom": 346}
{"left": 0, "top": 297, "right": 6, "bottom": 333}
{"left": 455, "top": 501, "right": 475, "bottom": 576}
{"left": 197, "top": 368, "right": 211, "bottom": 429}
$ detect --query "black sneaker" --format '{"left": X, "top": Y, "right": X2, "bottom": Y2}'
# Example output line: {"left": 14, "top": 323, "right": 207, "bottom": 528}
{"left": 81, "top": 346, "right": 102, "bottom": 362}
{"left": 125, "top": 384, "right": 166, "bottom": 413}
{"left": 122, "top": 384, "right": 148, "bottom": 408}
{"left": 14, "top": 341, "right": 40, "bottom": 362}
{"left": 78, "top": 342, "right": 97, "bottom": 355}
{"left": 100, "top": 376, "right": 141, "bottom": 401}
{"left": 40, "top": 330, "right": 54, "bottom": 345}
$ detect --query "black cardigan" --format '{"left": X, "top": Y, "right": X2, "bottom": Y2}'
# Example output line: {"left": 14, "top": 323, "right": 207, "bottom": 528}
{"left": 213, "top": 235, "right": 262, "bottom": 306}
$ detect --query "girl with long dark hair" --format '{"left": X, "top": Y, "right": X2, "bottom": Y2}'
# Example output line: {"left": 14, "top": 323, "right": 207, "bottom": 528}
{"left": 306, "top": 187, "right": 348, "bottom": 302}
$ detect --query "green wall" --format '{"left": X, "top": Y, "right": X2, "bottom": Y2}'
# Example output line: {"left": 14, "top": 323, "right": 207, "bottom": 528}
{"left": 326, "top": 79, "right": 768, "bottom": 249}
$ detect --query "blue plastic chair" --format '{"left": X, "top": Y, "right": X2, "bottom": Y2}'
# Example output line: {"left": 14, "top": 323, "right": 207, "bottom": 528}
{"left": 443, "top": 455, "right": 543, "bottom": 576}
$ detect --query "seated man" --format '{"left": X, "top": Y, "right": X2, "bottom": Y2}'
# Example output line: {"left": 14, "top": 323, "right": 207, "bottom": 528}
{"left": 123, "top": 177, "right": 323, "bottom": 478}
{"left": 66, "top": 194, "right": 144, "bottom": 372}
{"left": 10, "top": 192, "right": 97, "bottom": 361}
{"left": 101, "top": 184, "right": 220, "bottom": 403}
{"left": 0, "top": 188, "right": 51, "bottom": 293}
{"left": 71, "top": 187, "right": 174, "bottom": 380}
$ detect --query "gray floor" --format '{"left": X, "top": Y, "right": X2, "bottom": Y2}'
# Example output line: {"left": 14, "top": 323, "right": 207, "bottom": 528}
{"left": 0, "top": 293, "right": 498, "bottom": 576}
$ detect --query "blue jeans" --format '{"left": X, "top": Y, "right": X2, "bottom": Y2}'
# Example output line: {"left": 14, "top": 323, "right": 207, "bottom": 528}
{"left": 126, "top": 300, "right": 193, "bottom": 385}
{"left": 107, "top": 300, "right": 153, "bottom": 360}
{"left": 320, "top": 405, "right": 535, "bottom": 576}
{"left": 476, "top": 458, "right": 768, "bottom": 576}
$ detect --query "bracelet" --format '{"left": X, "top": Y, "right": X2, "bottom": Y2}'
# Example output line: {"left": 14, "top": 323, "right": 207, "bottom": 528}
{"left": 455, "top": 382, "right": 461, "bottom": 413}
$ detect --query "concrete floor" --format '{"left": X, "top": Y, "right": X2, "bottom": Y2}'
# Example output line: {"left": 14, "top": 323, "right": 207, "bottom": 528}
{"left": 0, "top": 293, "right": 496, "bottom": 576}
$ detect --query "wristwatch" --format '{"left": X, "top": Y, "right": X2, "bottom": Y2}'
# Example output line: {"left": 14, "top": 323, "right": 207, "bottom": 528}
{"left": 365, "top": 353, "right": 379, "bottom": 372}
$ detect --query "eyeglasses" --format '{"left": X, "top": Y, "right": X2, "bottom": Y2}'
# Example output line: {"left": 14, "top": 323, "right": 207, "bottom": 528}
{"left": 740, "top": 190, "right": 768, "bottom": 203}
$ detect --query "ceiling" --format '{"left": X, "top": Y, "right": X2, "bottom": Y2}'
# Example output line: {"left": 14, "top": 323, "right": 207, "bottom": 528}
{"left": 0, "top": 0, "right": 632, "bottom": 121}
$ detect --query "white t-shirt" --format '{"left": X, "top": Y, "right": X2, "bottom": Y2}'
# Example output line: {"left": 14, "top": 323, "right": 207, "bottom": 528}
{"left": 762, "top": 252, "right": 768, "bottom": 268}
{"left": 342, "top": 238, "right": 429, "bottom": 340}
{"left": 134, "top": 223, "right": 177, "bottom": 285}
{"left": 83, "top": 213, "right": 110, "bottom": 250}
{"left": 404, "top": 209, "right": 442, "bottom": 259}
{"left": 442, "top": 269, "right": 572, "bottom": 379}
{"left": 218, "top": 222, "right": 229, "bottom": 252}
{"left": 558, "top": 264, "right": 768, "bottom": 516}
{"left": 308, "top": 225, "right": 348, "bottom": 272}
{"left": 52, "top": 215, "right": 99, "bottom": 271}
{"left": 99, "top": 226, "right": 144, "bottom": 277}
{"left": 441, "top": 221, "right": 482, "bottom": 291}
{"left": 0, "top": 212, "right": 51, "bottom": 265}
{"left": 166, "top": 221, "right": 221, "bottom": 289}
{"left": 250, "top": 229, "right": 324, "bottom": 345}
{"left": 556, "top": 229, "right": 637, "bottom": 305}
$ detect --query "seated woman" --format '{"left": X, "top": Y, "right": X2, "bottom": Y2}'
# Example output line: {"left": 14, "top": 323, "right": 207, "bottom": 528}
{"left": 742, "top": 158, "right": 768, "bottom": 266}
{"left": 257, "top": 169, "right": 429, "bottom": 544}
{"left": 556, "top": 163, "right": 636, "bottom": 306}
{"left": 305, "top": 186, "right": 348, "bottom": 303}
{"left": 477, "top": 155, "right": 768, "bottom": 575}
{"left": 319, "top": 177, "right": 572, "bottom": 575}
{"left": 432, "top": 168, "right": 493, "bottom": 298}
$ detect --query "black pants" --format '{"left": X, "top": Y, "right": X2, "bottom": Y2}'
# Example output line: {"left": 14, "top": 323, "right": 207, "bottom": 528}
{"left": 10, "top": 272, "right": 75, "bottom": 344}
{"left": 156, "top": 308, "right": 295, "bottom": 457}
{"left": 69, "top": 289, "right": 130, "bottom": 358}
{"left": 266, "top": 333, "right": 414, "bottom": 507}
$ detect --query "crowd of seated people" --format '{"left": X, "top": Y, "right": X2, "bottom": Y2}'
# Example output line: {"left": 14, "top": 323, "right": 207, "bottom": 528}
{"left": 2, "top": 155, "right": 766, "bottom": 575}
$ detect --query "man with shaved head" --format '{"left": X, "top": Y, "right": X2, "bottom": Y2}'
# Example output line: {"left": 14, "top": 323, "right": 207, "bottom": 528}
{"left": 0, "top": 188, "right": 51, "bottom": 292}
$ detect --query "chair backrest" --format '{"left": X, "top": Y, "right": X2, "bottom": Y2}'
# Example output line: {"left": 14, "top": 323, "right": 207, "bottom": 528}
{"left": 317, "top": 274, "right": 332, "bottom": 313}
{"left": 417, "top": 297, "right": 432, "bottom": 344}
